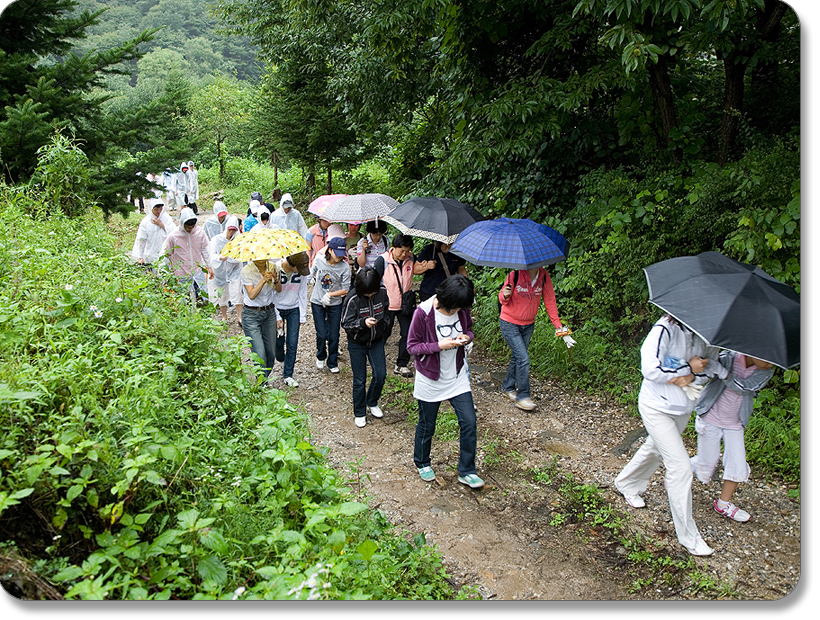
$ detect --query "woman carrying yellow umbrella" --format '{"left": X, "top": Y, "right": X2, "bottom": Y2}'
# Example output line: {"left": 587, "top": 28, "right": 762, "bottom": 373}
{"left": 221, "top": 228, "right": 310, "bottom": 383}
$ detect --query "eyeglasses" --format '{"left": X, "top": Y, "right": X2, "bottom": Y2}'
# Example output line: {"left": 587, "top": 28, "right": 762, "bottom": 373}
{"left": 436, "top": 319, "right": 463, "bottom": 339}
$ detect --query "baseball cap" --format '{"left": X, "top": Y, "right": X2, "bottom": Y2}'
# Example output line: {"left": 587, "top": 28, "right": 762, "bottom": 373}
{"left": 328, "top": 236, "right": 348, "bottom": 258}
{"left": 214, "top": 200, "right": 227, "bottom": 217}
{"left": 287, "top": 251, "right": 310, "bottom": 276}
{"left": 251, "top": 191, "right": 263, "bottom": 202}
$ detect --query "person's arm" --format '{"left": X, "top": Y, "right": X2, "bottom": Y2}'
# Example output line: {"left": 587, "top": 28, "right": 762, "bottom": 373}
{"left": 406, "top": 309, "right": 442, "bottom": 357}
{"left": 640, "top": 324, "right": 693, "bottom": 384}
{"left": 340, "top": 293, "right": 366, "bottom": 333}
{"left": 499, "top": 271, "right": 514, "bottom": 305}
{"left": 721, "top": 363, "right": 774, "bottom": 394}
{"left": 540, "top": 270, "right": 563, "bottom": 330}
{"left": 244, "top": 272, "right": 273, "bottom": 301}
{"left": 299, "top": 279, "right": 308, "bottom": 323}
{"left": 356, "top": 238, "right": 368, "bottom": 267}
{"left": 336, "top": 263, "right": 352, "bottom": 297}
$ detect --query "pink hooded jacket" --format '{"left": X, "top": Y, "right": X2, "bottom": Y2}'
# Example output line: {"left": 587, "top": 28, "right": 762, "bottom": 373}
{"left": 160, "top": 207, "right": 210, "bottom": 277}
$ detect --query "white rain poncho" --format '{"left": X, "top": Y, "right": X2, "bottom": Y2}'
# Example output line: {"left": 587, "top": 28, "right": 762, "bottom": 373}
{"left": 203, "top": 201, "right": 228, "bottom": 240}
{"left": 174, "top": 161, "right": 199, "bottom": 205}
{"left": 270, "top": 192, "right": 308, "bottom": 238}
{"left": 209, "top": 216, "right": 243, "bottom": 288}
{"left": 131, "top": 199, "right": 176, "bottom": 264}
{"left": 250, "top": 206, "right": 281, "bottom": 231}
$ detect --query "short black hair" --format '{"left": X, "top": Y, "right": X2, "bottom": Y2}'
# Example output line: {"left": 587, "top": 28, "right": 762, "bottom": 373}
{"left": 260, "top": 210, "right": 269, "bottom": 220}
{"left": 435, "top": 275, "right": 474, "bottom": 312}
{"left": 354, "top": 266, "right": 382, "bottom": 297}
{"left": 392, "top": 233, "right": 413, "bottom": 248}
{"left": 365, "top": 220, "right": 387, "bottom": 234}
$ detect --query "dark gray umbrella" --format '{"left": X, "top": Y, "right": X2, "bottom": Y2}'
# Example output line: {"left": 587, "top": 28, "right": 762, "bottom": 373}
{"left": 383, "top": 197, "right": 485, "bottom": 245}
{"left": 644, "top": 252, "right": 800, "bottom": 369}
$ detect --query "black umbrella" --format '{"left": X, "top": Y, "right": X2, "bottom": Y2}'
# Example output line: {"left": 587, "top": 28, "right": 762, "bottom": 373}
{"left": 644, "top": 252, "right": 800, "bottom": 369}
{"left": 383, "top": 197, "right": 485, "bottom": 245}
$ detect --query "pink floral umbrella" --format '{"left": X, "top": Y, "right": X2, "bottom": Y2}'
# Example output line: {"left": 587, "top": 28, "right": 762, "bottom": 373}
{"left": 308, "top": 194, "right": 348, "bottom": 218}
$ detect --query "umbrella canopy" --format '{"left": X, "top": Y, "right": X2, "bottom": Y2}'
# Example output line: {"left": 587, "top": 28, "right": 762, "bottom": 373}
{"left": 318, "top": 193, "right": 399, "bottom": 224}
{"left": 220, "top": 228, "right": 310, "bottom": 262}
{"left": 383, "top": 197, "right": 485, "bottom": 245}
{"left": 644, "top": 251, "right": 800, "bottom": 369}
{"left": 450, "top": 217, "right": 570, "bottom": 270}
{"left": 308, "top": 194, "right": 348, "bottom": 218}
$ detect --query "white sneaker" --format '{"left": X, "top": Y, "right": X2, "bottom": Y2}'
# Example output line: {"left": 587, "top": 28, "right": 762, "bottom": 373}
{"left": 329, "top": 366, "right": 340, "bottom": 374}
{"left": 355, "top": 416, "right": 366, "bottom": 428}
{"left": 315, "top": 359, "right": 325, "bottom": 370}
{"left": 714, "top": 500, "right": 751, "bottom": 522}
{"left": 504, "top": 391, "right": 517, "bottom": 402}
{"left": 685, "top": 537, "right": 714, "bottom": 556}
{"left": 623, "top": 494, "right": 645, "bottom": 509}
{"left": 284, "top": 377, "right": 299, "bottom": 388}
{"left": 368, "top": 405, "right": 384, "bottom": 418}
{"left": 515, "top": 397, "right": 537, "bottom": 411}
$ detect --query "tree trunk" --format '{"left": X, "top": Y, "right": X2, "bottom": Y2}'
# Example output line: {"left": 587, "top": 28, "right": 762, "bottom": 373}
{"left": 307, "top": 164, "right": 316, "bottom": 193}
{"left": 327, "top": 167, "right": 332, "bottom": 195}
{"left": 218, "top": 137, "right": 225, "bottom": 182}
{"left": 273, "top": 152, "right": 278, "bottom": 186}
{"left": 717, "top": 56, "right": 747, "bottom": 166}
{"left": 647, "top": 55, "right": 682, "bottom": 165}
{"left": 717, "top": 0, "right": 788, "bottom": 166}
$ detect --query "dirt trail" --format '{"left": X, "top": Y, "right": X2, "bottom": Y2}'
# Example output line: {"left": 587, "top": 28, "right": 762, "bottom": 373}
{"left": 182, "top": 210, "right": 798, "bottom": 600}
{"left": 215, "top": 297, "right": 799, "bottom": 601}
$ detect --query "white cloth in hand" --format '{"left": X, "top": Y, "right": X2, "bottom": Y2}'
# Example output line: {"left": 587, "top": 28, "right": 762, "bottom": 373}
{"left": 563, "top": 335, "right": 577, "bottom": 348}
{"left": 321, "top": 292, "right": 333, "bottom": 306}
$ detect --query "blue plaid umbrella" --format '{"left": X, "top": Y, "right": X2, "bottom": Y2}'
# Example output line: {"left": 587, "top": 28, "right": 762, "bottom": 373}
{"left": 450, "top": 218, "right": 570, "bottom": 270}
{"left": 319, "top": 193, "right": 399, "bottom": 224}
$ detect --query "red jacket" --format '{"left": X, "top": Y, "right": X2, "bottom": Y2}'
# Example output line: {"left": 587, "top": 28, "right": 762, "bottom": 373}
{"left": 498, "top": 268, "right": 562, "bottom": 328}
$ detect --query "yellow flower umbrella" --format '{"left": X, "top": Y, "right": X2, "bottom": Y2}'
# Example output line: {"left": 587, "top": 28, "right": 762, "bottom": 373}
{"left": 220, "top": 228, "right": 310, "bottom": 261}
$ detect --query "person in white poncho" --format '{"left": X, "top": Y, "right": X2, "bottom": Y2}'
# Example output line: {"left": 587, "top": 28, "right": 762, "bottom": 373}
{"left": 203, "top": 201, "right": 229, "bottom": 240}
{"left": 270, "top": 193, "right": 308, "bottom": 238}
{"left": 132, "top": 199, "right": 175, "bottom": 268}
{"left": 208, "top": 216, "right": 244, "bottom": 324}
{"left": 174, "top": 161, "right": 199, "bottom": 214}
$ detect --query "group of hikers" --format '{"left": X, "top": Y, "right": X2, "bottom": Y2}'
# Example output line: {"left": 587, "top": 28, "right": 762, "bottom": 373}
{"left": 130, "top": 186, "right": 773, "bottom": 558}
{"left": 132, "top": 161, "right": 200, "bottom": 215}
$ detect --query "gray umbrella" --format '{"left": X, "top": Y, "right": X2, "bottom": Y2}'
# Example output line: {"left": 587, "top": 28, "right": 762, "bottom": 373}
{"left": 644, "top": 252, "right": 800, "bottom": 369}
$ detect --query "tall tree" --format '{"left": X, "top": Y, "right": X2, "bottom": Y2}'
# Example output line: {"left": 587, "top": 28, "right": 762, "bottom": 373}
{"left": 186, "top": 74, "right": 252, "bottom": 181}
{"left": 0, "top": 0, "right": 193, "bottom": 216}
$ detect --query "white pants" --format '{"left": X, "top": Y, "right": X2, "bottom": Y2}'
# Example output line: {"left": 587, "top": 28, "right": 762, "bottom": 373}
{"left": 690, "top": 416, "right": 750, "bottom": 484}
{"left": 207, "top": 278, "right": 242, "bottom": 307}
{"left": 614, "top": 403, "right": 703, "bottom": 550}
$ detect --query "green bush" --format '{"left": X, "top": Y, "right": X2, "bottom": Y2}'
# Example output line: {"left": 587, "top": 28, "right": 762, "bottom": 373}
{"left": 0, "top": 186, "right": 452, "bottom": 600}
{"left": 197, "top": 158, "right": 303, "bottom": 210}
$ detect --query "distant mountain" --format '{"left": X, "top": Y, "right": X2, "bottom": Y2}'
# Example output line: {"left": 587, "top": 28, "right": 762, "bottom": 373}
{"left": 73, "top": 0, "right": 261, "bottom": 83}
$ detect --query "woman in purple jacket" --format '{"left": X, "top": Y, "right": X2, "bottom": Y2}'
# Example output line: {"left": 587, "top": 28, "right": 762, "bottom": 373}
{"left": 406, "top": 275, "right": 484, "bottom": 488}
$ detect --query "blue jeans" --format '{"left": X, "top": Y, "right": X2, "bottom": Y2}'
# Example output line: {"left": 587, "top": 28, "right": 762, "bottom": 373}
{"left": 275, "top": 306, "right": 301, "bottom": 379}
{"left": 413, "top": 391, "right": 477, "bottom": 477}
{"left": 311, "top": 302, "right": 342, "bottom": 369}
{"left": 242, "top": 304, "right": 277, "bottom": 378}
{"left": 347, "top": 338, "right": 386, "bottom": 419}
{"left": 500, "top": 319, "right": 535, "bottom": 400}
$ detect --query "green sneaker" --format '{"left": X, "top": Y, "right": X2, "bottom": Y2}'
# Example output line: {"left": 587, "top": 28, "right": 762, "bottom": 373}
{"left": 458, "top": 473, "right": 485, "bottom": 488}
{"left": 418, "top": 466, "right": 435, "bottom": 482}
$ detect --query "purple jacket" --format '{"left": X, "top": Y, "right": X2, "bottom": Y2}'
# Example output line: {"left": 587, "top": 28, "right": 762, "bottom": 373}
{"left": 406, "top": 301, "right": 474, "bottom": 381}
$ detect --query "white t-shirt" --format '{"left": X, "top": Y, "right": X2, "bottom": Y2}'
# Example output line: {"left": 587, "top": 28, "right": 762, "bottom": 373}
{"left": 413, "top": 301, "right": 471, "bottom": 402}
{"left": 240, "top": 261, "right": 276, "bottom": 307}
